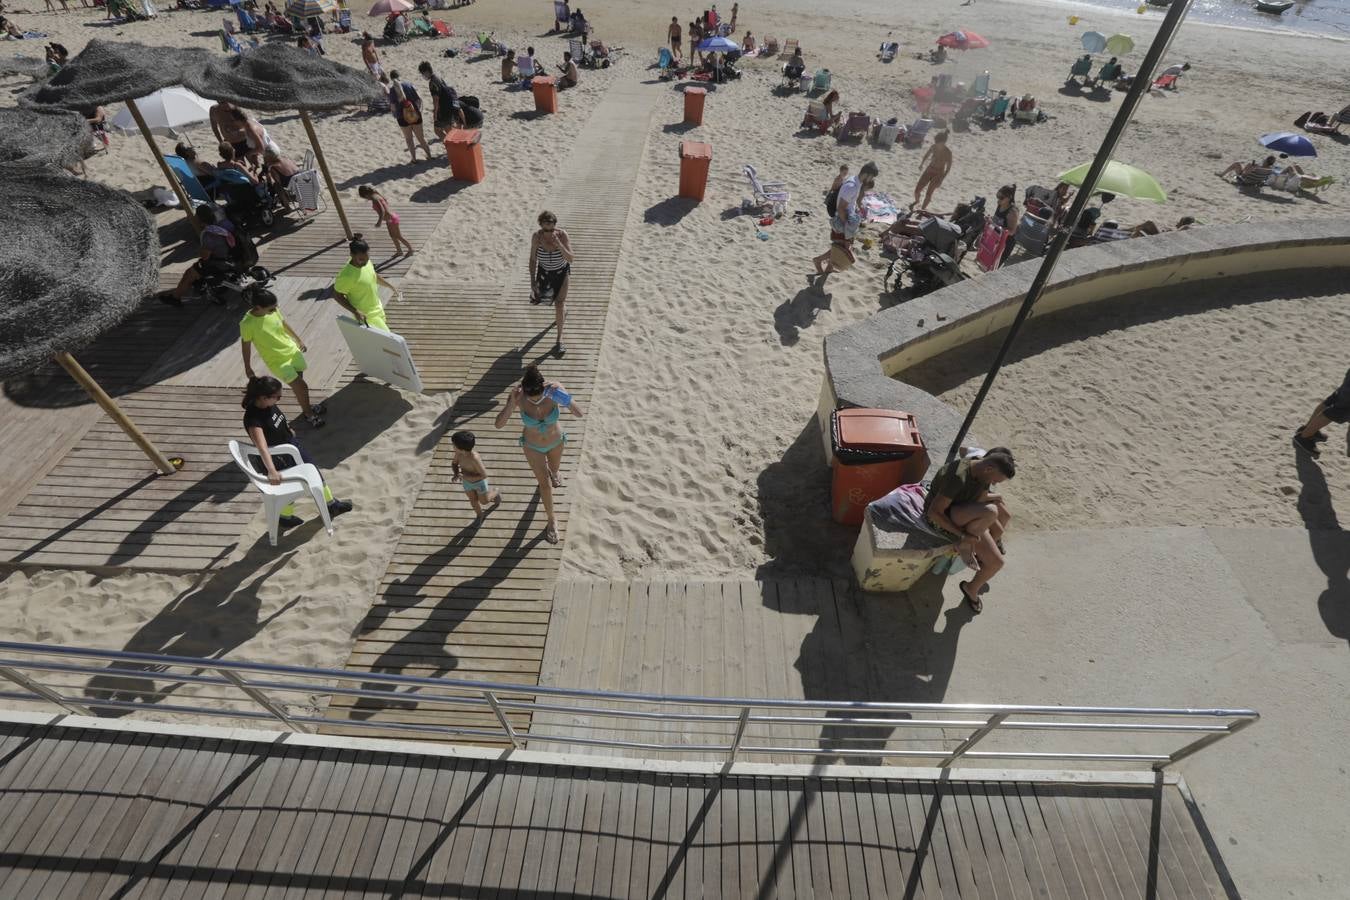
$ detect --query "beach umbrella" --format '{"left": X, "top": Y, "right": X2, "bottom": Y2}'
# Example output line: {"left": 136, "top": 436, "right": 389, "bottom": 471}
{"left": 19, "top": 40, "right": 217, "bottom": 232}
{"left": 0, "top": 173, "right": 180, "bottom": 474}
{"left": 936, "top": 30, "right": 990, "bottom": 50}
{"left": 1258, "top": 131, "right": 1317, "bottom": 157}
{"left": 184, "top": 43, "right": 382, "bottom": 241}
{"left": 1080, "top": 31, "right": 1107, "bottom": 54}
{"left": 368, "top": 0, "right": 412, "bottom": 14}
{"left": 109, "top": 86, "right": 214, "bottom": 138}
{"left": 286, "top": 0, "right": 335, "bottom": 18}
{"left": 1057, "top": 159, "right": 1167, "bottom": 202}
{"left": 1105, "top": 33, "right": 1136, "bottom": 55}
{"left": 697, "top": 35, "right": 739, "bottom": 53}
{"left": 0, "top": 107, "right": 92, "bottom": 175}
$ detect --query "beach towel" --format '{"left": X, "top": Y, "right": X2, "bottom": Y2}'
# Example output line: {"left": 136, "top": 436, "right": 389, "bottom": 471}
{"left": 866, "top": 483, "right": 957, "bottom": 549}
{"left": 861, "top": 191, "right": 901, "bottom": 226}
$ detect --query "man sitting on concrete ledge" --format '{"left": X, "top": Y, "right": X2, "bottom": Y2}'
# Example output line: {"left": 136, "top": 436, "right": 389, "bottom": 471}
{"left": 923, "top": 448, "right": 1016, "bottom": 614}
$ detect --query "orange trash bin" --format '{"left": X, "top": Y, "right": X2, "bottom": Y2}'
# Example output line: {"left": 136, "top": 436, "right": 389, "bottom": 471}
{"left": 678, "top": 141, "right": 712, "bottom": 201}
{"left": 443, "top": 129, "right": 485, "bottom": 183}
{"left": 683, "top": 86, "right": 706, "bottom": 125}
{"left": 531, "top": 75, "right": 558, "bottom": 114}
{"left": 829, "top": 408, "right": 929, "bottom": 525}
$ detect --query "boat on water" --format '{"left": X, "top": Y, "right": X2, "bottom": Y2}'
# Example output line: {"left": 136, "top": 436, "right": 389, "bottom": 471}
{"left": 1254, "top": 0, "right": 1294, "bottom": 12}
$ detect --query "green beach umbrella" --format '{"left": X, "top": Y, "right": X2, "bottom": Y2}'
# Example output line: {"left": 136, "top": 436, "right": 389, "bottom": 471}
{"left": 1105, "top": 33, "right": 1136, "bottom": 55}
{"left": 1057, "top": 159, "right": 1166, "bottom": 202}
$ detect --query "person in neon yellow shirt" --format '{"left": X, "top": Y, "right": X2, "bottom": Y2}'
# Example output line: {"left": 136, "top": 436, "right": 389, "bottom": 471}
{"left": 332, "top": 237, "right": 400, "bottom": 331}
{"left": 240, "top": 288, "right": 327, "bottom": 427}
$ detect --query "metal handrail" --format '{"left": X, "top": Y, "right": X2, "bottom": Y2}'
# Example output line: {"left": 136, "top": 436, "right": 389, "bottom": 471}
{"left": 0, "top": 641, "right": 1258, "bottom": 771}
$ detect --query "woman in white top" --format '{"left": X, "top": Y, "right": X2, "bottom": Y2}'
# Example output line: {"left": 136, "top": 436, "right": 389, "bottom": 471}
{"left": 529, "top": 210, "right": 575, "bottom": 358}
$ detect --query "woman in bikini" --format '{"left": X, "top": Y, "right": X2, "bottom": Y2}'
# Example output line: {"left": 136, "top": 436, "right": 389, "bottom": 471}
{"left": 358, "top": 184, "right": 414, "bottom": 256}
{"left": 911, "top": 129, "right": 952, "bottom": 211}
{"left": 494, "top": 364, "right": 584, "bottom": 544}
{"left": 529, "top": 210, "right": 574, "bottom": 358}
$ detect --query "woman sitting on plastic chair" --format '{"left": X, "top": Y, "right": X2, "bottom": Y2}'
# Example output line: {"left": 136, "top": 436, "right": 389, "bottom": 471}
{"left": 242, "top": 375, "right": 352, "bottom": 532}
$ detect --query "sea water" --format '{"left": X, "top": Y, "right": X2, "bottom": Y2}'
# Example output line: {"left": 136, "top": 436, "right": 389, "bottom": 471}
{"left": 1066, "top": 0, "right": 1350, "bottom": 38}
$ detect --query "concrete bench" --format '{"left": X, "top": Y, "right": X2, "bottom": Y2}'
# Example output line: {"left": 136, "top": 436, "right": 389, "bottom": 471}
{"left": 852, "top": 511, "right": 957, "bottom": 593}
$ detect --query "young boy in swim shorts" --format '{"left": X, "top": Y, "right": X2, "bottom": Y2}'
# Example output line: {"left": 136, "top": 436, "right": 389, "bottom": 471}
{"left": 240, "top": 287, "right": 327, "bottom": 428}
{"left": 451, "top": 430, "right": 501, "bottom": 517}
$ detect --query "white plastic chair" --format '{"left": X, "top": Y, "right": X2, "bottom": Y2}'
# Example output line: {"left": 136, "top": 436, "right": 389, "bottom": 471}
{"left": 301, "top": 148, "right": 315, "bottom": 172}
{"left": 875, "top": 122, "right": 900, "bottom": 149}
{"left": 744, "top": 164, "right": 789, "bottom": 216}
{"left": 228, "top": 440, "right": 334, "bottom": 547}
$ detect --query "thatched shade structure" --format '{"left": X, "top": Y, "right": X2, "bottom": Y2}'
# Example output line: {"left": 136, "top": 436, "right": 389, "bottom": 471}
{"left": 185, "top": 43, "right": 384, "bottom": 240}
{"left": 21, "top": 40, "right": 218, "bottom": 231}
{"left": 0, "top": 107, "right": 92, "bottom": 175}
{"left": 0, "top": 173, "right": 179, "bottom": 474}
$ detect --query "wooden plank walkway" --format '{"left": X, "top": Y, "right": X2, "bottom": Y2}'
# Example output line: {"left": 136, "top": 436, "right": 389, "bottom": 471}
{"left": 322, "top": 82, "right": 656, "bottom": 738}
{"left": 156, "top": 201, "right": 446, "bottom": 280}
{"left": 0, "top": 717, "right": 1238, "bottom": 898}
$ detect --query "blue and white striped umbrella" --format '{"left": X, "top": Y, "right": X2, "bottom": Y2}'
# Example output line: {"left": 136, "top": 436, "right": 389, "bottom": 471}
{"left": 285, "top": 0, "right": 335, "bottom": 18}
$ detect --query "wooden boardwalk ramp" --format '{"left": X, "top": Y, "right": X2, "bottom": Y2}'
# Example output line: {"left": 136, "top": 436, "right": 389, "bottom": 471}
{"left": 0, "top": 715, "right": 1240, "bottom": 898}
{"left": 322, "top": 82, "right": 656, "bottom": 739}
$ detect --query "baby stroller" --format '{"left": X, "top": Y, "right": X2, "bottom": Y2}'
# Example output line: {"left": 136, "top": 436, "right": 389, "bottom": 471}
{"left": 213, "top": 170, "right": 279, "bottom": 232}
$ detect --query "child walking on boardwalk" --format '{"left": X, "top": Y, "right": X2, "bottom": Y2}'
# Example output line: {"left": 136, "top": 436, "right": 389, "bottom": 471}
{"left": 358, "top": 184, "right": 414, "bottom": 256}
{"left": 451, "top": 430, "right": 501, "bottom": 517}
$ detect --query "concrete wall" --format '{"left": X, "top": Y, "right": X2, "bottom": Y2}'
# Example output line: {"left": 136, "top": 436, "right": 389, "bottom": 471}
{"left": 819, "top": 218, "right": 1350, "bottom": 467}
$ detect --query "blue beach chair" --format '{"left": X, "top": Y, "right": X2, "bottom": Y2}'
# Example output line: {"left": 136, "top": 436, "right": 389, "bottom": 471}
{"left": 163, "top": 155, "right": 213, "bottom": 207}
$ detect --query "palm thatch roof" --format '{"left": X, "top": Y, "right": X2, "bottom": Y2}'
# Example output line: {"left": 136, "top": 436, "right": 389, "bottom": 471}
{"left": 0, "top": 173, "right": 159, "bottom": 380}
{"left": 19, "top": 39, "right": 215, "bottom": 110}
{"left": 0, "top": 107, "right": 93, "bottom": 175}
{"left": 184, "top": 43, "right": 381, "bottom": 112}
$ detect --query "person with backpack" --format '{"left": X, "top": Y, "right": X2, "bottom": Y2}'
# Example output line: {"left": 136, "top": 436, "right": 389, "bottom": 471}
{"left": 811, "top": 161, "right": 878, "bottom": 289}
{"left": 418, "top": 60, "right": 459, "bottom": 139}
{"left": 387, "top": 70, "right": 433, "bottom": 163}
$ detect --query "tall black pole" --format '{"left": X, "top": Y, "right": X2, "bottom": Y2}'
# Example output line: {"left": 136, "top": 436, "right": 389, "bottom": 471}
{"left": 945, "top": 0, "right": 1193, "bottom": 462}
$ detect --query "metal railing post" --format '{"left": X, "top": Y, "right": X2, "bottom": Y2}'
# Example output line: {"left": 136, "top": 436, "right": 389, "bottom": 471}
{"left": 723, "top": 707, "right": 752, "bottom": 773}
{"left": 940, "top": 712, "right": 1009, "bottom": 769}
{"left": 483, "top": 691, "right": 524, "bottom": 749}
{"left": 0, "top": 665, "right": 94, "bottom": 716}
{"left": 1153, "top": 715, "right": 1259, "bottom": 771}
{"left": 215, "top": 668, "right": 307, "bottom": 733}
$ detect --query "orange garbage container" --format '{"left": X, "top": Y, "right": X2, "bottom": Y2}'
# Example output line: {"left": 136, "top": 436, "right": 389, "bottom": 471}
{"left": 683, "top": 86, "right": 706, "bottom": 125}
{"left": 443, "top": 129, "right": 485, "bottom": 183}
{"left": 678, "top": 141, "right": 712, "bottom": 201}
{"left": 531, "top": 75, "right": 558, "bottom": 114}
{"left": 829, "top": 408, "right": 929, "bottom": 525}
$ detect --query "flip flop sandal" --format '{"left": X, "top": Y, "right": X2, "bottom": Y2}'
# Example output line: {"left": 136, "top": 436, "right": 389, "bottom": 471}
{"left": 544, "top": 524, "right": 559, "bottom": 544}
{"left": 959, "top": 580, "right": 983, "bottom": 613}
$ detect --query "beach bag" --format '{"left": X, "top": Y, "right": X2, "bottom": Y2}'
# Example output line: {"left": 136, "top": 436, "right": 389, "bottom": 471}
{"left": 399, "top": 99, "right": 419, "bottom": 125}
{"left": 824, "top": 185, "right": 840, "bottom": 215}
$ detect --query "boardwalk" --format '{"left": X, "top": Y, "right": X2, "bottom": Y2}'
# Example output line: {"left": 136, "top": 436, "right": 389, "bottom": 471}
{"left": 323, "top": 81, "right": 657, "bottom": 738}
{"left": 0, "top": 277, "right": 346, "bottom": 571}
{"left": 0, "top": 716, "right": 1239, "bottom": 898}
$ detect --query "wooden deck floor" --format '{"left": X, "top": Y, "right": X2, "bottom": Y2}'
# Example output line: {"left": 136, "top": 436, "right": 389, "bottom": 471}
{"left": 322, "top": 81, "right": 657, "bottom": 739}
{"left": 0, "top": 717, "right": 1238, "bottom": 899}
{"left": 156, "top": 200, "right": 446, "bottom": 280}
{"left": 0, "top": 277, "right": 348, "bottom": 572}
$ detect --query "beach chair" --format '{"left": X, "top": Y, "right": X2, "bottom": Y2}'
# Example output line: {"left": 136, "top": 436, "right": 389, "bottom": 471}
{"left": 1151, "top": 72, "right": 1178, "bottom": 91}
{"left": 1092, "top": 60, "right": 1122, "bottom": 87}
{"left": 222, "top": 16, "right": 237, "bottom": 33}
{"left": 1067, "top": 56, "right": 1092, "bottom": 85}
{"left": 229, "top": 440, "right": 334, "bottom": 548}
{"left": 1295, "top": 110, "right": 1343, "bottom": 135}
{"left": 811, "top": 69, "right": 832, "bottom": 94}
{"left": 589, "top": 40, "right": 611, "bottom": 66}
{"left": 744, "top": 164, "right": 789, "bottom": 216}
{"left": 411, "top": 17, "right": 434, "bottom": 37}
{"left": 432, "top": 19, "right": 453, "bottom": 36}
{"left": 516, "top": 55, "right": 537, "bottom": 80}
{"left": 975, "top": 223, "right": 1009, "bottom": 272}
{"left": 267, "top": 13, "right": 295, "bottom": 32}
{"left": 781, "top": 63, "right": 805, "bottom": 89}
{"left": 780, "top": 38, "right": 798, "bottom": 59}
{"left": 1012, "top": 95, "right": 1039, "bottom": 124}
{"left": 800, "top": 100, "right": 836, "bottom": 134}
{"left": 874, "top": 121, "right": 901, "bottom": 149}
{"left": 980, "top": 94, "right": 1011, "bottom": 126}
{"left": 163, "top": 155, "right": 213, "bottom": 208}
{"left": 903, "top": 117, "right": 933, "bottom": 148}
{"left": 552, "top": 0, "right": 570, "bottom": 32}
{"left": 283, "top": 169, "right": 324, "bottom": 218}
{"left": 971, "top": 70, "right": 991, "bottom": 98}
{"left": 336, "top": 8, "right": 352, "bottom": 31}
{"left": 878, "top": 41, "right": 898, "bottom": 63}
{"left": 762, "top": 35, "right": 779, "bottom": 56}
{"left": 1014, "top": 207, "right": 1051, "bottom": 256}
{"left": 835, "top": 111, "right": 871, "bottom": 142}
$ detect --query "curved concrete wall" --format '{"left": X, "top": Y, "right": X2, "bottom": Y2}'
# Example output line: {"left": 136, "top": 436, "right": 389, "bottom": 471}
{"left": 818, "top": 217, "right": 1350, "bottom": 466}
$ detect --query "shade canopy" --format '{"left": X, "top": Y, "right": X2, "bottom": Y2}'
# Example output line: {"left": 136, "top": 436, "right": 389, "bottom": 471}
{"left": 286, "top": 0, "right": 336, "bottom": 18}
{"left": 0, "top": 173, "right": 159, "bottom": 381}
{"left": 1105, "top": 33, "right": 1136, "bottom": 55}
{"left": 184, "top": 43, "right": 381, "bottom": 112}
{"left": 1259, "top": 131, "right": 1317, "bottom": 157}
{"left": 0, "top": 107, "right": 92, "bottom": 175}
{"left": 936, "top": 30, "right": 990, "bottom": 49}
{"left": 19, "top": 39, "right": 215, "bottom": 110}
{"left": 110, "top": 86, "right": 215, "bottom": 136}
{"left": 697, "top": 35, "right": 740, "bottom": 52}
{"left": 1081, "top": 31, "right": 1107, "bottom": 54}
{"left": 368, "top": 0, "right": 412, "bottom": 14}
{"left": 1057, "top": 159, "right": 1167, "bottom": 202}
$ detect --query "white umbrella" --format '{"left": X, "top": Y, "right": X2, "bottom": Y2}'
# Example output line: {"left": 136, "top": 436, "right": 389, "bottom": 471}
{"left": 110, "top": 86, "right": 215, "bottom": 138}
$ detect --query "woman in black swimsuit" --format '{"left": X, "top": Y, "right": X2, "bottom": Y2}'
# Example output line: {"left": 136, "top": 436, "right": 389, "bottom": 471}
{"left": 991, "top": 184, "right": 1019, "bottom": 266}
